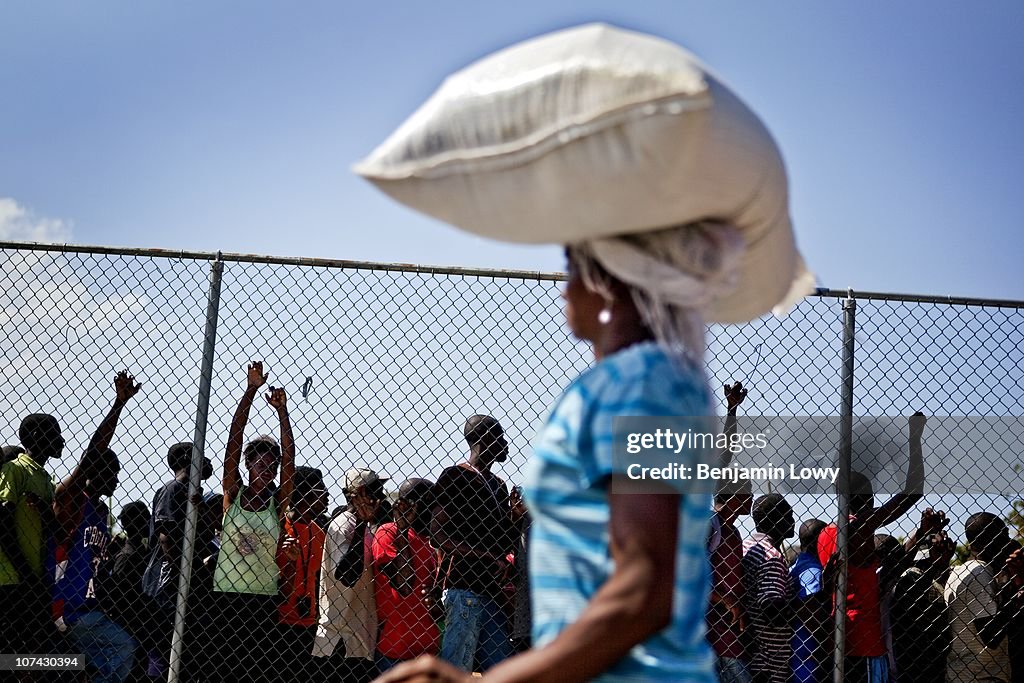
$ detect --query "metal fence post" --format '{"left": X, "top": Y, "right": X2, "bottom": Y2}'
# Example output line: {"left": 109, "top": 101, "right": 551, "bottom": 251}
{"left": 834, "top": 289, "right": 856, "bottom": 682}
{"left": 168, "top": 253, "right": 224, "bottom": 683}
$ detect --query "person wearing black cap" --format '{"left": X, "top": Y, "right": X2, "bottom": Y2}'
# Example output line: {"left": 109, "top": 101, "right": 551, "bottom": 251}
{"left": 139, "top": 438, "right": 215, "bottom": 678}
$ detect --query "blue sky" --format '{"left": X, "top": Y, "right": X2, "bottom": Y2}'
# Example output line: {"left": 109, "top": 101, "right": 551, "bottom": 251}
{"left": 1, "top": 1, "right": 1022, "bottom": 300}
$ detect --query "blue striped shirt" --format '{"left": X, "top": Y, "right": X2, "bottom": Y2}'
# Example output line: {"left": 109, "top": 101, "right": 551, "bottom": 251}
{"left": 522, "top": 341, "right": 715, "bottom": 681}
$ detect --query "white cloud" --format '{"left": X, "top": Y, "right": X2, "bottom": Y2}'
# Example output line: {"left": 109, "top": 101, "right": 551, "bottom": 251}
{"left": 0, "top": 197, "right": 72, "bottom": 242}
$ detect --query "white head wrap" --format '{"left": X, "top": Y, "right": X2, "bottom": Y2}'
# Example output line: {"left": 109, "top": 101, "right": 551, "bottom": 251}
{"left": 572, "top": 221, "right": 745, "bottom": 361}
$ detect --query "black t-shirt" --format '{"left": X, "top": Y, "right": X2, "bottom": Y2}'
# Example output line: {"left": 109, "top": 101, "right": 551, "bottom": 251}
{"left": 142, "top": 478, "right": 189, "bottom": 605}
{"left": 99, "top": 538, "right": 150, "bottom": 638}
{"left": 434, "top": 464, "right": 512, "bottom": 596}
{"left": 891, "top": 567, "right": 951, "bottom": 679}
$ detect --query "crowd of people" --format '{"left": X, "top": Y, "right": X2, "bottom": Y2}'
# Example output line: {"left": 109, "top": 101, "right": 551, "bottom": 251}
{"left": 0, "top": 364, "right": 531, "bottom": 682}
{"left": 707, "top": 391, "right": 1024, "bottom": 683}
{"left": 2, "top": 366, "right": 1022, "bottom": 683}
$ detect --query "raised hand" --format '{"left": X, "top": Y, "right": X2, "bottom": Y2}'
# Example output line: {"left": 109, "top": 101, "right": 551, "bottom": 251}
{"left": 510, "top": 486, "right": 527, "bottom": 523}
{"left": 1004, "top": 548, "right": 1024, "bottom": 583}
{"left": 919, "top": 508, "right": 948, "bottom": 536}
{"left": 928, "top": 530, "right": 955, "bottom": 567}
{"left": 265, "top": 386, "right": 288, "bottom": 413}
{"left": 247, "top": 361, "right": 269, "bottom": 390}
{"left": 909, "top": 411, "right": 927, "bottom": 440}
{"left": 280, "top": 534, "right": 300, "bottom": 562}
{"left": 114, "top": 370, "right": 142, "bottom": 405}
{"left": 724, "top": 381, "right": 748, "bottom": 411}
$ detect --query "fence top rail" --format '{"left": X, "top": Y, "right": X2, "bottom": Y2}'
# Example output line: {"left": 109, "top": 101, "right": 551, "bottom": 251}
{"left": 3, "top": 239, "right": 1022, "bottom": 309}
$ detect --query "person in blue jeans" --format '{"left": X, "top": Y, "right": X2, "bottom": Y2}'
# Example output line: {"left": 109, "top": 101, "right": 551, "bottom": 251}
{"left": 52, "top": 371, "right": 141, "bottom": 683}
{"left": 431, "top": 415, "right": 521, "bottom": 672}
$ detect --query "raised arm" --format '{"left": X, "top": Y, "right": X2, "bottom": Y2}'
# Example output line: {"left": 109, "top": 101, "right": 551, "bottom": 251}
{"left": 55, "top": 371, "right": 140, "bottom": 541}
{"left": 862, "top": 412, "right": 926, "bottom": 530}
{"left": 720, "top": 381, "right": 747, "bottom": 467}
{"left": 266, "top": 386, "right": 294, "bottom": 520}
{"left": 57, "top": 371, "right": 141, "bottom": 498}
{"left": 223, "top": 361, "right": 267, "bottom": 511}
{"left": 903, "top": 508, "right": 948, "bottom": 554}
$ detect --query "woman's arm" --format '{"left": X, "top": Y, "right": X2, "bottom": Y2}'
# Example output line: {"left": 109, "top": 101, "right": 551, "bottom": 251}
{"left": 223, "top": 362, "right": 267, "bottom": 513}
{"left": 376, "top": 477, "right": 682, "bottom": 683}
{"left": 267, "top": 387, "right": 295, "bottom": 520}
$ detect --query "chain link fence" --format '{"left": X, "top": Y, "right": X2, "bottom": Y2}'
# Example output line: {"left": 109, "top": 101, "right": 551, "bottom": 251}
{"left": 0, "top": 242, "right": 1021, "bottom": 682}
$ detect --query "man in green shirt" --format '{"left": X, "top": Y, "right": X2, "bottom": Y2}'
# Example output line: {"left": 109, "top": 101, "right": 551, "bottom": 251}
{"left": 0, "top": 413, "right": 65, "bottom": 656}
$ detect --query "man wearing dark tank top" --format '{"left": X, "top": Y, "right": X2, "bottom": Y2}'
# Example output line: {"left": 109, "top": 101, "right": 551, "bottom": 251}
{"left": 432, "top": 415, "right": 522, "bottom": 674}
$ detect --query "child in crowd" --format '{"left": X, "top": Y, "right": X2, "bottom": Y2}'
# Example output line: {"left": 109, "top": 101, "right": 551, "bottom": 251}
{"left": 101, "top": 501, "right": 151, "bottom": 681}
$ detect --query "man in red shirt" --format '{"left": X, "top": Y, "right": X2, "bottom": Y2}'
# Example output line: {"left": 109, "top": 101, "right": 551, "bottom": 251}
{"left": 817, "top": 413, "right": 927, "bottom": 683}
{"left": 373, "top": 478, "right": 441, "bottom": 673}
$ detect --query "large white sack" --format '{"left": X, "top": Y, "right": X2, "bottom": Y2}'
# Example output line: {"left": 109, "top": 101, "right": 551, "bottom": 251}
{"left": 354, "top": 23, "right": 814, "bottom": 323}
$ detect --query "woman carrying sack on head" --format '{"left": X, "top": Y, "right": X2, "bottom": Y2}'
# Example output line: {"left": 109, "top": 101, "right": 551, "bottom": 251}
{"left": 358, "top": 24, "right": 814, "bottom": 683}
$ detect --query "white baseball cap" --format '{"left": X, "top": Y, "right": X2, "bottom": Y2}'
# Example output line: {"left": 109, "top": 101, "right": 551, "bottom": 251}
{"left": 342, "top": 467, "right": 387, "bottom": 492}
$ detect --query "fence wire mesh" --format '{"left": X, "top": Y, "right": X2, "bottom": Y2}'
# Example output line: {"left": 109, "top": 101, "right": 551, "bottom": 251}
{"left": 0, "top": 243, "right": 1021, "bottom": 683}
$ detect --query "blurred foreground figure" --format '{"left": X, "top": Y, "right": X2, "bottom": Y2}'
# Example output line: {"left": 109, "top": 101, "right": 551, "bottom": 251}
{"left": 357, "top": 22, "right": 812, "bottom": 682}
